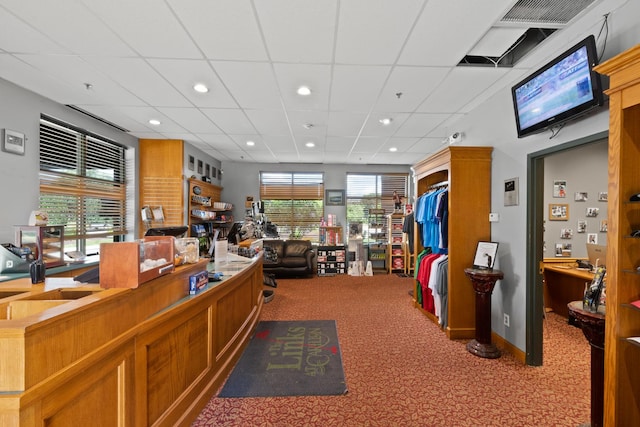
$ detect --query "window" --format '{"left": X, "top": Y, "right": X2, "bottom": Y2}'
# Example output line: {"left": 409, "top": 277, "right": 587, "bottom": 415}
{"left": 259, "top": 172, "right": 324, "bottom": 240}
{"left": 39, "top": 116, "right": 127, "bottom": 256}
{"left": 346, "top": 173, "right": 408, "bottom": 243}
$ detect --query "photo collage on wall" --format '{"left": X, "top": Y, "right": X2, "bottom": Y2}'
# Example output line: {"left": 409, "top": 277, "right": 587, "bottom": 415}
{"left": 550, "top": 179, "right": 607, "bottom": 257}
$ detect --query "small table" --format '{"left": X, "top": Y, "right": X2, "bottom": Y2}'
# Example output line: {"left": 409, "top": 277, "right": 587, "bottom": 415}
{"left": 464, "top": 268, "right": 504, "bottom": 359}
{"left": 567, "top": 301, "right": 605, "bottom": 427}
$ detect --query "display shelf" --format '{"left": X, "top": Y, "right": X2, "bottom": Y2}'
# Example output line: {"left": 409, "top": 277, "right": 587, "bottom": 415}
{"left": 366, "top": 208, "right": 387, "bottom": 272}
{"left": 188, "top": 178, "right": 233, "bottom": 255}
{"left": 387, "top": 213, "right": 405, "bottom": 274}
{"left": 319, "top": 226, "right": 343, "bottom": 245}
{"left": 317, "top": 245, "right": 346, "bottom": 276}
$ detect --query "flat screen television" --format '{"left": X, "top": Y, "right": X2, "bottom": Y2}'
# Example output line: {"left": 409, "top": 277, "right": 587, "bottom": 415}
{"left": 511, "top": 35, "right": 603, "bottom": 138}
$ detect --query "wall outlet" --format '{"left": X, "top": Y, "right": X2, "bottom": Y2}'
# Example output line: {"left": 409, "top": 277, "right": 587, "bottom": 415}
{"left": 503, "top": 313, "right": 510, "bottom": 327}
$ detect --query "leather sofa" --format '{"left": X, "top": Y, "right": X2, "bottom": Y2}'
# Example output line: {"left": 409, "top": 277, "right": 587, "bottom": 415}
{"left": 262, "top": 239, "right": 315, "bottom": 277}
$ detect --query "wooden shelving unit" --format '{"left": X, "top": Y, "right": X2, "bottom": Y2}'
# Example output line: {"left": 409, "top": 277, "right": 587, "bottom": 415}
{"left": 367, "top": 208, "right": 387, "bottom": 272}
{"left": 412, "top": 146, "right": 492, "bottom": 339}
{"left": 187, "top": 178, "right": 232, "bottom": 254}
{"left": 593, "top": 44, "right": 640, "bottom": 426}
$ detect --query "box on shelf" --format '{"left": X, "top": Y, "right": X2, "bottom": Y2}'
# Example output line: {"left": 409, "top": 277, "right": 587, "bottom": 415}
{"left": 100, "top": 236, "right": 175, "bottom": 289}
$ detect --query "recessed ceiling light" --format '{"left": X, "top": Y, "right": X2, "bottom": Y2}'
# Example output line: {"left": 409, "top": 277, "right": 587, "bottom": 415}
{"left": 193, "top": 83, "right": 209, "bottom": 93}
{"left": 297, "top": 86, "right": 311, "bottom": 96}
{"left": 246, "top": 140, "right": 255, "bottom": 146}
{"left": 149, "top": 119, "right": 161, "bottom": 126}
{"left": 305, "top": 141, "right": 315, "bottom": 148}
{"left": 389, "top": 147, "right": 398, "bottom": 152}
{"left": 379, "top": 118, "right": 393, "bottom": 126}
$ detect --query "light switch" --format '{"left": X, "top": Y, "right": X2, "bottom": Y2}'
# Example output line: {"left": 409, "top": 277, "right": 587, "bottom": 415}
{"left": 489, "top": 213, "right": 499, "bottom": 222}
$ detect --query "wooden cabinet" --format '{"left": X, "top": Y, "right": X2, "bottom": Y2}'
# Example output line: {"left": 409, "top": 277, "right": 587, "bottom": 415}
{"left": 412, "top": 146, "right": 492, "bottom": 339}
{"left": 387, "top": 213, "right": 405, "bottom": 274}
{"left": 593, "top": 44, "right": 640, "bottom": 426}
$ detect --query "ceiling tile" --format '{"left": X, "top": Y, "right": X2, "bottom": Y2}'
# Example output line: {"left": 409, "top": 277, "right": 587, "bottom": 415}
{"left": 211, "top": 61, "right": 281, "bottom": 109}
{"left": 83, "top": 57, "right": 192, "bottom": 107}
{"left": 399, "top": 0, "right": 517, "bottom": 66}
{"left": 327, "top": 112, "right": 369, "bottom": 137}
{"left": 147, "top": 59, "right": 238, "bottom": 108}
{"left": 393, "top": 113, "right": 449, "bottom": 138}
{"left": 254, "top": 0, "right": 337, "bottom": 63}
{"left": 201, "top": 108, "right": 256, "bottom": 134}
{"left": 417, "top": 67, "right": 509, "bottom": 113}
{"left": 0, "top": 8, "right": 69, "bottom": 54}
{"left": 168, "top": 0, "right": 268, "bottom": 61}
{"left": 335, "top": 0, "right": 424, "bottom": 64}
{"left": 374, "top": 66, "right": 451, "bottom": 112}
{"left": 330, "top": 65, "right": 391, "bottom": 111}
{"left": 156, "top": 107, "right": 222, "bottom": 133}
{"left": 82, "top": 0, "right": 201, "bottom": 58}
{"left": 244, "top": 109, "right": 291, "bottom": 135}
{"left": 273, "top": 63, "right": 331, "bottom": 110}
{"left": 0, "top": 0, "right": 135, "bottom": 56}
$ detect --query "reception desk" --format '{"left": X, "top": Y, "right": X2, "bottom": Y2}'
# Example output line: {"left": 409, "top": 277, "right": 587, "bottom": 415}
{"left": 542, "top": 261, "right": 594, "bottom": 318}
{"left": 0, "top": 254, "right": 263, "bottom": 426}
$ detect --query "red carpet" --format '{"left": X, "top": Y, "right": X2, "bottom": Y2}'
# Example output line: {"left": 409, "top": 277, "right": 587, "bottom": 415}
{"left": 192, "top": 273, "right": 590, "bottom": 426}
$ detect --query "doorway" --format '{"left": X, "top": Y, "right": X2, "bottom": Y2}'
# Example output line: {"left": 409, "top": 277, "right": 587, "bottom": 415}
{"left": 525, "top": 131, "right": 608, "bottom": 365}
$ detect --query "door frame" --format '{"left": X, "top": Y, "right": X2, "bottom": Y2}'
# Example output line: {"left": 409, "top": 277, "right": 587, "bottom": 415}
{"left": 525, "top": 130, "right": 608, "bottom": 365}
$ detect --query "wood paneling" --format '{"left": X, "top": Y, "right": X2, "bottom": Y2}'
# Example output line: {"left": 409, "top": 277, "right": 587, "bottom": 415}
{"left": 593, "top": 43, "right": 640, "bottom": 426}
{"left": 0, "top": 256, "right": 263, "bottom": 426}
{"left": 412, "top": 146, "right": 493, "bottom": 339}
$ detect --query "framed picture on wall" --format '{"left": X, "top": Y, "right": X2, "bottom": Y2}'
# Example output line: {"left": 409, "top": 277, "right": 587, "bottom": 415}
{"left": 553, "top": 180, "right": 567, "bottom": 198}
{"left": 205, "top": 163, "right": 210, "bottom": 178}
{"left": 549, "top": 203, "right": 569, "bottom": 221}
{"left": 197, "top": 160, "right": 203, "bottom": 174}
{"left": 325, "top": 189, "right": 345, "bottom": 206}
{"left": 188, "top": 155, "right": 195, "bottom": 171}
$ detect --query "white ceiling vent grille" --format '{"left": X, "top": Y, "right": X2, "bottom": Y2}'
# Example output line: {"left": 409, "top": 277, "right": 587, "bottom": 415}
{"left": 500, "top": 0, "right": 599, "bottom": 26}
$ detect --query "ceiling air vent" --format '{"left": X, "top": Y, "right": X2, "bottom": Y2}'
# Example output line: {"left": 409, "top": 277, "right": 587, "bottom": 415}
{"left": 501, "top": 0, "right": 599, "bottom": 26}
{"left": 66, "top": 105, "right": 130, "bottom": 133}
{"left": 458, "top": 0, "right": 600, "bottom": 68}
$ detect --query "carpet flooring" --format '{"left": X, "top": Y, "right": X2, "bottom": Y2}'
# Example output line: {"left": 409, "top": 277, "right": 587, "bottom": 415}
{"left": 192, "top": 273, "right": 590, "bottom": 426}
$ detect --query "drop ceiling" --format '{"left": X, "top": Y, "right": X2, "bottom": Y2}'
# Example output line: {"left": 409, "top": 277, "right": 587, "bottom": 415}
{"left": 0, "top": 0, "right": 607, "bottom": 165}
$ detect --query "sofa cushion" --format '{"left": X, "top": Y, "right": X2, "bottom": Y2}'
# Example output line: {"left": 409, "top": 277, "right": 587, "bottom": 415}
{"left": 280, "top": 257, "right": 309, "bottom": 268}
{"left": 284, "top": 241, "right": 311, "bottom": 257}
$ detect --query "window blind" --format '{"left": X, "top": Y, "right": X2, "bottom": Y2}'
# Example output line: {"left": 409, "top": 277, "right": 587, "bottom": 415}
{"left": 260, "top": 172, "right": 324, "bottom": 239}
{"left": 39, "top": 117, "right": 127, "bottom": 255}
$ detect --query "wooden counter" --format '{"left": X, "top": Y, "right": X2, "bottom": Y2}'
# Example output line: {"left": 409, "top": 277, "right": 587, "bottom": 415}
{"left": 542, "top": 262, "right": 594, "bottom": 317}
{"left": 0, "top": 254, "right": 263, "bottom": 426}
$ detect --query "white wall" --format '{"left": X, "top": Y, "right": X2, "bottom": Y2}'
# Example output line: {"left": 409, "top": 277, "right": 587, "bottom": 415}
{"left": 543, "top": 140, "right": 608, "bottom": 258}
{"left": 219, "top": 162, "right": 413, "bottom": 230}
{"left": 450, "top": 0, "right": 640, "bottom": 351}
{"left": 0, "top": 78, "right": 139, "bottom": 244}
